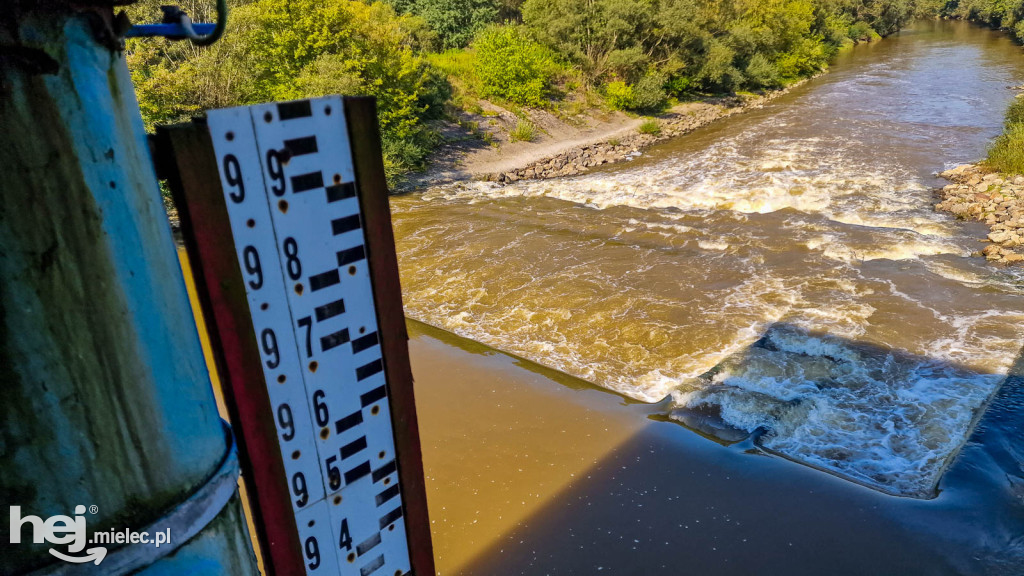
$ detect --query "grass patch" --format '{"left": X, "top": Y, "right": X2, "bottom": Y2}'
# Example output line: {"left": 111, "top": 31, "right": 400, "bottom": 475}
{"left": 1005, "top": 97, "right": 1024, "bottom": 126}
{"left": 987, "top": 97, "right": 1024, "bottom": 175}
{"left": 428, "top": 50, "right": 481, "bottom": 101}
{"left": 638, "top": 118, "right": 661, "bottom": 136}
{"left": 987, "top": 123, "right": 1024, "bottom": 174}
{"left": 509, "top": 119, "right": 538, "bottom": 142}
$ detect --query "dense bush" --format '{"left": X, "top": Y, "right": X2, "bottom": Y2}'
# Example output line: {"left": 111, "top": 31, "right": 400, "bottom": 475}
{"left": 388, "top": 0, "right": 500, "bottom": 49}
{"left": 126, "top": 0, "right": 448, "bottom": 182}
{"left": 631, "top": 73, "right": 668, "bottom": 111}
{"left": 848, "top": 21, "right": 880, "bottom": 42}
{"left": 696, "top": 39, "right": 743, "bottom": 91}
{"left": 473, "top": 26, "right": 559, "bottom": 106}
{"left": 520, "top": 0, "right": 916, "bottom": 94}
{"left": 744, "top": 53, "right": 782, "bottom": 88}
{"left": 664, "top": 75, "right": 695, "bottom": 97}
{"left": 125, "top": 0, "right": 924, "bottom": 181}
{"left": 605, "top": 81, "right": 634, "bottom": 110}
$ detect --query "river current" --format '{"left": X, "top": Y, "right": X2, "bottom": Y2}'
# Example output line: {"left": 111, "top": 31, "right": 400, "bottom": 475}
{"left": 391, "top": 21, "right": 1024, "bottom": 498}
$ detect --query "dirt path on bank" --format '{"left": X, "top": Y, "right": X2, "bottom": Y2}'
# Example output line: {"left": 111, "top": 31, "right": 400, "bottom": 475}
{"left": 398, "top": 79, "right": 811, "bottom": 192}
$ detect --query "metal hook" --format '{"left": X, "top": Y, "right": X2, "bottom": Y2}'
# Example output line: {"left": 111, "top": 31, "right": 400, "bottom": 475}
{"left": 124, "top": 0, "right": 227, "bottom": 46}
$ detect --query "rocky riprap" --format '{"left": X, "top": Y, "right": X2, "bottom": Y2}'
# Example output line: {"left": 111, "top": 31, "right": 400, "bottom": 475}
{"left": 937, "top": 163, "right": 1024, "bottom": 264}
{"left": 485, "top": 86, "right": 805, "bottom": 184}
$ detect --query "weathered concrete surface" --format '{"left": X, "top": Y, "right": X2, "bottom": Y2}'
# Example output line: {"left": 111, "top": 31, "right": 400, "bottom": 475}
{"left": 0, "top": 9, "right": 256, "bottom": 574}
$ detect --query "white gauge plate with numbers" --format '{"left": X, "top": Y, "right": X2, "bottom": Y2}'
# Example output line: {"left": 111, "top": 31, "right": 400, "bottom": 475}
{"left": 207, "top": 96, "right": 411, "bottom": 576}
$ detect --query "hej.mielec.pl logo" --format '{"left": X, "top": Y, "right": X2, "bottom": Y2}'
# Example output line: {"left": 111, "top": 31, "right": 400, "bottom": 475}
{"left": 9, "top": 505, "right": 172, "bottom": 566}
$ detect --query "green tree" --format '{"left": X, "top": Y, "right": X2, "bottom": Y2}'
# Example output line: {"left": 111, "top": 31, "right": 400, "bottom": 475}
{"left": 389, "top": 0, "right": 500, "bottom": 49}
{"left": 521, "top": 0, "right": 655, "bottom": 78}
{"left": 127, "top": 0, "right": 448, "bottom": 182}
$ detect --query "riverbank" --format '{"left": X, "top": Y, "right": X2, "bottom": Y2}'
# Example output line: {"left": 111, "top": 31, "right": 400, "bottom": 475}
{"left": 937, "top": 163, "right": 1024, "bottom": 264}
{"left": 398, "top": 78, "right": 814, "bottom": 191}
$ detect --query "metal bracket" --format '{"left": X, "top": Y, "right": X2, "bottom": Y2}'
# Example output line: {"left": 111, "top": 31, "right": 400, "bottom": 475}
{"left": 123, "top": 2, "right": 226, "bottom": 46}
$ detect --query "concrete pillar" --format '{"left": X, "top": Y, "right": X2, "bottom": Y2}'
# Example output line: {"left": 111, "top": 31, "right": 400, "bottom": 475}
{"left": 0, "top": 5, "right": 257, "bottom": 574}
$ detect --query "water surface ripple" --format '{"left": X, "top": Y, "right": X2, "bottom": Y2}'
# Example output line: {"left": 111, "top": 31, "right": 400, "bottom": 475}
{"left": 392, "top": 21, "right": 1024, "bottom": 497}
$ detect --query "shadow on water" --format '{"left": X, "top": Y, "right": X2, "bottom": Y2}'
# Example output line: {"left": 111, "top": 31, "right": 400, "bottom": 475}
{"left": 664, "top": 323, "right": 1007, "bottom": 499}
{"left": 434, "top": 322, "right": 1024, "bottom": 575}
{"left": 408, "top": 318, "right": 650, "bottom": 402}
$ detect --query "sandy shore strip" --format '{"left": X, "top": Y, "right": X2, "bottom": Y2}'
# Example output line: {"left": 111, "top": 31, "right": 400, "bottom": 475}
{"left": 399, "top": 79, "right": 814, "bottom": 192}
{"left": 405, "top": 319, "right": 1002, "bottom": 576}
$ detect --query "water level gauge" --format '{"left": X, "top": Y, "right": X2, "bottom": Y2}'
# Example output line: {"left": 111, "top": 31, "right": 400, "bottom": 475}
{"left": 162, "top": 95, "right": 433, "bottom": 576}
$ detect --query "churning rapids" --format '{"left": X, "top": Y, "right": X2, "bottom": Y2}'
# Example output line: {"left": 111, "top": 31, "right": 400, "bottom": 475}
{"left": 391, "top": 21, "right": 1024, "bottom": 498}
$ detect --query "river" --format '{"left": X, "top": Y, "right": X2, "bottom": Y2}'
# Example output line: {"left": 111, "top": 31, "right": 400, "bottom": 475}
{"left": 391, "top": 20, "right": 1024, "bottom": 501}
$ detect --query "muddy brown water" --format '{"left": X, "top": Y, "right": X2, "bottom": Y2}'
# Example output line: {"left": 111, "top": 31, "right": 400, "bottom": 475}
{"left": 392, "top": 20, "right": 1024, "bottom": 574}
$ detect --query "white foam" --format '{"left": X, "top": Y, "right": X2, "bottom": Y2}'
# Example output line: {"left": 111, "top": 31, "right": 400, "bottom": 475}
{"left": 393, "top": 103, "right": 1023, "bottom": 498}
{"left": 672, "top": 326, "right": 1003, "bottom": 497}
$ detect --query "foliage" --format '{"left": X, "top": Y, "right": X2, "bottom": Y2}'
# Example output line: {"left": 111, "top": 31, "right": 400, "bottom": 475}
{"left": 638, "top": 118, "right": 661, "bottom": 135}
{"left": 848, "top": 21, "right": 880, "bottom": 42}
{"left": 428, "top": 49, "right": 481, "bottom": 105}
{"left": 605, "top": 81, "right": 635, "bottom": 110}
{"left": 664, "top": 75, "right": 695, "bottom": 97}
{"left": 988, "top": 123, "right": 1024, "bottom": 174}
{"left": 1006, "top": 97, "right": 1024, "bottom": 126}
{"left": 858, "top": 0, "right": 915, "bottom": 36}
{"left": 631, "top": 73, "right": 668, "bottom": 111}
{"left": 696, "top": 39, "right": 743, "bottom": 91}
{"left": 744, "top": 53, "right": 782, "bottom": 88}
{"left": 989, "top": 97, "right": 1024, "bottom": 174}
{"left": 938, "top": 0, "right": 1024, "bottom": 43}
{"left": 387, "top": 0, "right": 500, "bottom": 49}
{"left": 125, "top": 0, "right": 927, "bottom": 182}
{"left": 510, "top": 119, "right": 539, "bottom": 141}
{"left": 520, "top": 0, "right": 917, "bottom": 92}
{"left": 473, "top": 25, "right": 559, "bottom": 106}
{"left": 775, "top": 37, "right": 831, "bottom": 80}
{"left": 126, "top": 0, "right": 449, "bottom": 184}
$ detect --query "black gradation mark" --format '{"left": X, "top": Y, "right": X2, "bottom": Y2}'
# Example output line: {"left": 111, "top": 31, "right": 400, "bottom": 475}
{"left": 372, "top": 460, "right": 396, "bottom": 483}
{"left": 352, "top": 332, "right": 379, "bottom": 354}
{"left": 326, "top": 182, "right": 356, "bottom": 203}
{"left": 357, "top": 359, "right": 383, "bottom": 382}
{"left": 335, "top": 410, "right": 363, "bottom": 434}
{"left": 344, "top": 461, "right": 371, "bottom": 484}
{"left": 375, "top": 484, "right": 400, "bottom": 507}
{"left": 378, "top": 506, "right": 403, "bottom": 530}
{"left": 284, "top": 136, "right": 318, "bottom": 156}
{"left": 309, "top": 269, "right": 340, "bottom": 291}
{"left": 356, "top": 533, "right": 381, "bottom": 557}
{"left": 360, "top": 385, "right": 386, "bottom": 408}
{"left": 336, "top": 245, "right": 366, "bottom": 267}
{"left": 277, "top": 100, "right": 312, "bottom": 120}
{"left": 341, "top": 436, "right": 367, "bottom": 459}
{"left": 291, "top": 171, "right": 324, "bottom": 193}
{"left": 360, "top": 555, "right": 385, "bottom": 576}
{"left": 315, "top": 298, "right": 345, "bottom": 322}
{"left": 320, "top": 328, "right": 351, "bottom": 352}
{"left": 332, "top": 214, "right": 362, "bottom": 235}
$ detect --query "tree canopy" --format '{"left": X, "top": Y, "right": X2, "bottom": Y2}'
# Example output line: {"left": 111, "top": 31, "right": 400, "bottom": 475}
{"left": 125, "top": 0, "right": 926, "bottom": 182}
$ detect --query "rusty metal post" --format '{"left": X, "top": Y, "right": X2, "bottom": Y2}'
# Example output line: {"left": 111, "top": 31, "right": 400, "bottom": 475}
{"left": 0, "top": 4, "right": 258, "bottom": 574}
